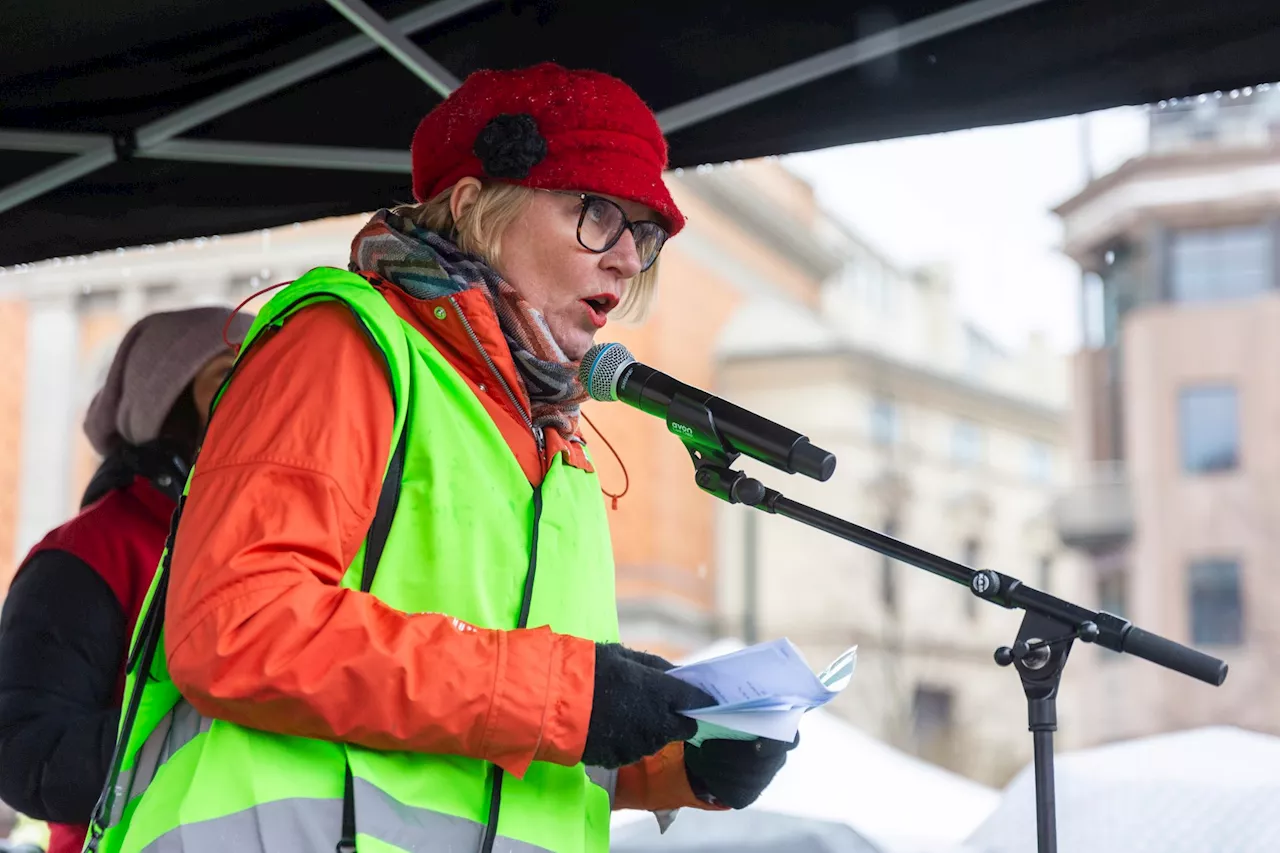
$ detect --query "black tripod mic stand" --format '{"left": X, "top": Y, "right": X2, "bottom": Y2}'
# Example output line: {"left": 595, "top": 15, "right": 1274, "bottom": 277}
{"left": 666, "top": 390, "right": 1228, "bottom": 853}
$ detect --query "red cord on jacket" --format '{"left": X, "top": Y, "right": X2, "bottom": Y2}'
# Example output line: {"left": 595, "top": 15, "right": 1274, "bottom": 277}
{"left": 580, "top": 411, "right": 629, "bottom": 510}
{"left": 223, "top": 282, "right": 289, "bottom": 349}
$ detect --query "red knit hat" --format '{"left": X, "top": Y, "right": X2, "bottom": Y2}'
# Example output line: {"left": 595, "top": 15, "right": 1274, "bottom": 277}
{"left": 411, "top": 62, "right": 685, "bottom": 235}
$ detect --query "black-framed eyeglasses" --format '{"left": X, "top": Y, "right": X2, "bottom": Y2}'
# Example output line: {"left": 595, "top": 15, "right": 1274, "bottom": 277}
{"left": 555, "top": 192, "right": 669, "bottom": 272}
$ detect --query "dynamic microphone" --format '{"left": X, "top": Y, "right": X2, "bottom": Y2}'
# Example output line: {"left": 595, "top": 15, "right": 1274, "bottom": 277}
{"left": 579, "top": 342, "right": 836, "bottom": 482}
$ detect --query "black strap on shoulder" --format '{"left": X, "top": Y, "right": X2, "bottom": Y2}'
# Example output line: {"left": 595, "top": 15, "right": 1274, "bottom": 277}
{"left": 89, "top": 337, "right": 253, "bottom": 848}
{"left": 359, "top": 427, "right": 407, "bottom": 596}
{"left": 87, "top": 491, "right": 185, "bottom": 851}
{"left": 88, "top": 303, "right": 405, "bottom": 853}
{"left": 478, "top": 484, "right": 544, "bottom": 853}
{"left": 336, "top": 427, "right": 407, "bottom": 853}
{"left": 336, "top": 764, "right": 358, "bottom": 853}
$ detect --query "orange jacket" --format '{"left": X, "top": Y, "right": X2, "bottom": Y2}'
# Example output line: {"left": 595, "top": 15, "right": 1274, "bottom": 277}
{"left": 164, "top": 277, "right": 705, "bottom": 811}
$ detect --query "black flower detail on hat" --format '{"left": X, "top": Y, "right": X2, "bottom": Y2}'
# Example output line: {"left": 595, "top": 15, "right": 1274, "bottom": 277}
{"left": 473, "top": 113, "right": 547, "bottom": 180}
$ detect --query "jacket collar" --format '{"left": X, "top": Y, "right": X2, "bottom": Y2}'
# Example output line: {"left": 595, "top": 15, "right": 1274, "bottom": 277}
{"left": 82, "top": 442, "right": 188, "bottom": 509}
{"left": 125, "top": 476, "right": 181, "bottom": 524}
{"left": 360, "top": 272, "right": 594, "bottom": 475}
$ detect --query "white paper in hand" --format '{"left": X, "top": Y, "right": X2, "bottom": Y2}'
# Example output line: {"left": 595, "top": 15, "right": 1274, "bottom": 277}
{"left": 667, "top": 639, "right": 856, "bottom": 745}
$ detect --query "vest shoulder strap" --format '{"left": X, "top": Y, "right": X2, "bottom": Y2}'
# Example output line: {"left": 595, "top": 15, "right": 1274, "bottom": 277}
{"left": 92, "top": 270, "right": 412, "bottom": 848}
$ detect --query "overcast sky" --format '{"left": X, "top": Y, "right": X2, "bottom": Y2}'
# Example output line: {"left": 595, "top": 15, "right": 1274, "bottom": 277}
{"left": 784, "top": 106, "right": 1151, "bottom": 354}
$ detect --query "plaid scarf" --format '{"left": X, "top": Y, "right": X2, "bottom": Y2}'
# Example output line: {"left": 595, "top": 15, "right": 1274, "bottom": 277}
{"left": 350, "top": 209, "right": 587, "bottom": 443}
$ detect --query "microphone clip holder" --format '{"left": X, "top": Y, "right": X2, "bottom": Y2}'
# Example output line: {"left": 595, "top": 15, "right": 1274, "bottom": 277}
{"left": 669, "top": 389, "right": 769, "bottom": 506}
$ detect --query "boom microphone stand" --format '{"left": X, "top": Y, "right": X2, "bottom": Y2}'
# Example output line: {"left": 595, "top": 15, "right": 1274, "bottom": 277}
{"left": 666, "top": 390, "right": 1228, "bottom": 853}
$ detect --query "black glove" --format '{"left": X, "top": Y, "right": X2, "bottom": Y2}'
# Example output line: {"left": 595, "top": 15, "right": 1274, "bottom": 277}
{"left": 683, "top": 734, "right": 798, "bottom": 809}
{"left": 581, "top": 644, "right": 713, "bottom": 769}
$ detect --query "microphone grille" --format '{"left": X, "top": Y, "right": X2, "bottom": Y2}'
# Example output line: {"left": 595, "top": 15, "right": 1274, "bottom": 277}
{"left": 579, "top": 342, "right": 635, "bottom": 402}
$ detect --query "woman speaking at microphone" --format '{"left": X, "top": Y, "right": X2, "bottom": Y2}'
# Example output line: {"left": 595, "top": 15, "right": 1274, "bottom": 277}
{"left": 90, "top": 63, "right": 793, "bottom": 853}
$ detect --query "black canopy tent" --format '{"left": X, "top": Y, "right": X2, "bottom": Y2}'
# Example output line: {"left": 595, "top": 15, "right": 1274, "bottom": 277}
{"left": 4, "top": 0, "right": 1280, "bottom": 267}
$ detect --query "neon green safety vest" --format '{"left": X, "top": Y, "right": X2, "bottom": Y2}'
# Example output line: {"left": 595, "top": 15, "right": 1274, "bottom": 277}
{"left": 87, "top": 267, "right": 621, "bottom": 853}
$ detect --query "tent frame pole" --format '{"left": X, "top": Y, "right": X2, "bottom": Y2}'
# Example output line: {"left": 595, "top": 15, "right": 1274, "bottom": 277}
{"left": 0, "top": 0, "right": 1051, "bottom": 218}
{"left": 654, "top": 0, "right": 1052, "bottom": 134}
{"left": 0, "top": 0, "right": 483, "bottom": 215}
{"left": 0, "top": 130, "right": 411, "bottom": 173}
{"left": 140, "top": 140, "right": 410, "bottom": 172}
{"left": 323, "top": 0, "right": 460, "bottom": 93}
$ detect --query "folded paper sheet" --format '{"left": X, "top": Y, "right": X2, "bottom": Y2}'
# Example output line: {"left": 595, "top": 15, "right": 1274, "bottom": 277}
{"left": 669, "top": 639, "right": 857, "bottom": 745}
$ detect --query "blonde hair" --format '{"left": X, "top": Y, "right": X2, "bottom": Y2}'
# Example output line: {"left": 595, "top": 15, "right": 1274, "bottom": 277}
{"left": 392, "top": 182, "right": 660, "bottom": 320}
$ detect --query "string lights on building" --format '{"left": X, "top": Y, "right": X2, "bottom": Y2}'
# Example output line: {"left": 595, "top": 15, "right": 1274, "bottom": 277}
{"left": 1154, "top": 82, "right": 1279, "bottom": 111}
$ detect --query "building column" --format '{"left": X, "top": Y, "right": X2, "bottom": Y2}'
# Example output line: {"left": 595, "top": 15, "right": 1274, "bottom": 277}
{"left": 1146, "top": 223, "right": 1170, "bottom": 304}
{"left": 13, "top": 293, "right": 78, "bottom": 562}
{"left": 1269, "top": 215, "right": 1280, "bottom": 290}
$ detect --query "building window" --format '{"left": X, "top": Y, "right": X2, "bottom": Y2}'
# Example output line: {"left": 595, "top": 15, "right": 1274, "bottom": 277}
{"left": 1038, "top": 554, "right": 1054, "bottom": 593}
{"left": 1170, "top": 225, "right": 1272, "bottom": 303}
{"left": 1027, "top": 441, "right": 1052, "bottom": 484}
{"left": 77, "top": 289, "right": 119, "bottom": 314}
{"left": 870, "top": 398, "right": 898, "bottom": 446}
{"left": 964, "top": 327, "right": 1002, "bottom": 379}
{"left": 1097, "top": 570, "right": 1126, "bottom": 663}
{"left": 1097, "top": 571, "right": 1126, "bottom": 617}
{"left": 962, "top": 539, "right": 981, "bottom": 619}
{"left": 881, "top": 518, "right": 899, "bottom": 613}
{"left": 952, "top": 420, "right": 983, "bottom": 467}
{"left": 865, "top": 263, "right": 895, "bottom": 314}
{"left": 1188, "top": 559, "right": 1244, "bottom": 646}
{"left": 1179, "top": 385, "right": 1239, "bottom": 473}
{"left": 912, "top": 685, "right": 954, "bottom": 741}
{"left": 1082, "top": 272, "right": 1107, "bottom": 348}
{"left": 141, "top": 282, "right": 182, "bottom": 310}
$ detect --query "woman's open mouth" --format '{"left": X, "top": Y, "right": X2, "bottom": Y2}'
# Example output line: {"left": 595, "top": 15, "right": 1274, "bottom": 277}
{"left": 581, "top": 294, "right": 619, "bottom": 328}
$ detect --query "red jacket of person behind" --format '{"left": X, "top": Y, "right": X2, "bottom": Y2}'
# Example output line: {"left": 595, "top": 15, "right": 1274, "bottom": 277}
{"left": 0, "top": 474, "right": 173, "bottom": 853}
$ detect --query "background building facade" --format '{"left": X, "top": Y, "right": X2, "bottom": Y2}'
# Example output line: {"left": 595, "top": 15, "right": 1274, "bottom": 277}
{"left": 709, "top": 177, "right": 1082, "bottom": 786}
{"left": 0, "top": 161, "right": 1073, "bottom": 786}
{"left": 1054, "top": 87, "right": 1280, "bottom": 744}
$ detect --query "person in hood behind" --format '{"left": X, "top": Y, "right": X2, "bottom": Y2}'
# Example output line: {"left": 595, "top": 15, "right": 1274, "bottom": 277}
{"left": 0, "top": 305, "right": 252, "bottom": 853}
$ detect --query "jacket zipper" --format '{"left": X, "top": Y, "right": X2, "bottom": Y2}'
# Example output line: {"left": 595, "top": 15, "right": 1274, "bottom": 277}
{"left": 449, "top": 297, "right": 544, "bottom": 455}
{"left": 479, "top": 485, "right": 544, "bottom": 853}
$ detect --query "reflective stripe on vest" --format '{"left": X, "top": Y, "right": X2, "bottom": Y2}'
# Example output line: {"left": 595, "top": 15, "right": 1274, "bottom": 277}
{"left": 136, "top": 778, "right": 553, "bottom": 853}
{"left": 109, "top": 701, "right": 212, "bottom": 825}
{"left": 115, "top": 703, "right": 618, "bottom": 833}
{"left": 584, "top": 767, "right": 618, "bottom": 810}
